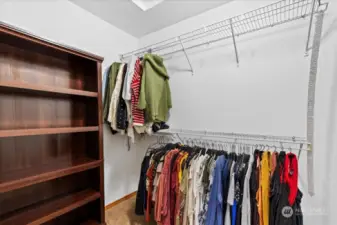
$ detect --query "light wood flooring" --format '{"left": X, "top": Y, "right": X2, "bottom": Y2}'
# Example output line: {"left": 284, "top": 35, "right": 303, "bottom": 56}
{"left": 105, "top": 196, "right": 156, "bottom": 225}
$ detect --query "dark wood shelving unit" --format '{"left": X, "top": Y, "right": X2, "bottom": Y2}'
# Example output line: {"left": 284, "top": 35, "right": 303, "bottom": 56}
{"left": 0, "top": 189, "right": 101, "bottom": 225}
{"left": 0, "top": 22, "right": 105, "bottom": 224}
{"left": 0, "top": 81, "right": 98, "bottom": 97}
{"left": 0, "top": 126, "right": 99, "bottom": 138}
{"left": 0, "top": 158, "right": 102, "bottom": 193}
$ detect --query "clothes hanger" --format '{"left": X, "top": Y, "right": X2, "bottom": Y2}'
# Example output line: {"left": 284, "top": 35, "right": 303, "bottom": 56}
{"left": 298, "top": 143, "right": 303, "bottom": 160}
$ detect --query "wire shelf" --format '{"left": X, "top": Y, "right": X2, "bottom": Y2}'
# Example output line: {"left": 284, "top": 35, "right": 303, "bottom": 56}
{"left": 121, "top": 0, "right": 328, "bottom": 59}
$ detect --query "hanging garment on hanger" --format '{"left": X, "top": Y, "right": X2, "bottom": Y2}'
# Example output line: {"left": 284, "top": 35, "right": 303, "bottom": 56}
{"left": 250, "top": 150, "right": 261, "bottom": 225}
{"left": 257, "top": 151, "right": 271, "bottom": 225}
{"left": 194, "top": 155, "right": 209, "bottom": 225}
{"left": 138, "top": 54, "right": 172, "bottom": 123}
{"left": 241, "top": 155, "right": 253, "bottom": 225}
{"left": 121, "top": 56, "right": 138, "bottom": 142}
{"left": 122, "top": 55, "right": 137, "bottom": 101}
{"left": 103, "top": 62, "right": 121, "bottom": 122}
{"left": 135, "top": 155, "right": 151, "bottom": 215}
{"left": 131, "top": 58, "right": 145, "bottom": 129}
{"left": 102, "top": 65, "right": 111, "bottom": 102}
{"left": 275, "top": 153, "right": 303, "bottom": 225}
{"left": 108, "top": 63, "right": 126, "bottom": 131}
{"left": 205, "top": 155, "right": 228, "bottom": 225}
{"left": 116, "top": 65, "right": 129, "bottom": 130}
{"left": 270, "top": 151, "right": 284, "bottom": 225}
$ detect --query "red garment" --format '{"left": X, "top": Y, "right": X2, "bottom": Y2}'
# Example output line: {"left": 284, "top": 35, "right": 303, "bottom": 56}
{"left": 284, "top": 153, "right": 298, "bottom": 206}
{"left": 131, "top": 59, "right": 145, "bottom": 126}
{"left": 159, "top": 149, "right": 179, "bottom": 225}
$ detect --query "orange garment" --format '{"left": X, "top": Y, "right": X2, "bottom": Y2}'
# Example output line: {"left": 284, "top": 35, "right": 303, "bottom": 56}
{"left": 257, "top": 151, "right": 271, "bottom": 225}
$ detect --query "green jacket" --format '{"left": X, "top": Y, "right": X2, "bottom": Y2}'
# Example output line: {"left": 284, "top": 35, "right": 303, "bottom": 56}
{"left": 138, "top": 54, "right": 172, "bottom": 122}
{"left": 103, "top": 62, "right": 121, "bottom": 121}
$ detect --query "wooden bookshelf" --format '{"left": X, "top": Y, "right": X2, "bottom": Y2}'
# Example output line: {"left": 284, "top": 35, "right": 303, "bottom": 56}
{"left": 0, "top": 158, "right": 102, "bottom": 193}
{"left": 0, "top": 22, "right": 105, "bottom": 224}
{"left": 0, "top": 189, "right": 101, "bottom": 225}
{"left": 0, "top": 127, "right": 99, "bottom": 138}
{"left": 0, "top": 81, "right": 98, "bottom": 97}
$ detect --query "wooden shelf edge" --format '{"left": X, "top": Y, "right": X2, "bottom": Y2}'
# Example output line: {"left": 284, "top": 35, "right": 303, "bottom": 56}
{"left": 0, "top": 81, "right": 98, "bottom": 97}
{"left": 0, "top": 159, "right": 102, "bottom": 193}
{"left": 0, "top": 126, "right": 99, "bottom": 138}
{"left": 0, "top": 22, "right": 104, "bottom": 62}
{"left": 0, "top": 189, "right": 101, "bottom": 225}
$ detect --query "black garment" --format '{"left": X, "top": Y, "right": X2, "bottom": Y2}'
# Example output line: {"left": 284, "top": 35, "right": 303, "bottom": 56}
{"left": 236, "top": 154, "right": 250, "bottom": 225}
{"left": 270, "top": 151, "right": 286, "bottom": 225}
{"left": 275, "top": 185, "right": 303, "bottom": 225}
{"left": 223, "top": 158, "right": 233, "bottom": 219}
{"left": 274, "top": 151, "right": 303, "bottom": 225}
{"left": 250, "top": 150, "right": 260, "bottom": 225}
{"left": 135, "top": 155, "right": 150, "bottom": 215}
{"left": 116, "top": 64, "right": 128, "bottom": 130}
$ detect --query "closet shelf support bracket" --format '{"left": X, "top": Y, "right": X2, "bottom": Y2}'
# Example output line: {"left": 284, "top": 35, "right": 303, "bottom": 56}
{"left": 178, "top": 37, "right": 194, "bottom": 75}
{"left": 230, "top": 19, "right": 239, "bottom": 66}
{"left": 305, "top": 0, "right": 329, "bottom": 56}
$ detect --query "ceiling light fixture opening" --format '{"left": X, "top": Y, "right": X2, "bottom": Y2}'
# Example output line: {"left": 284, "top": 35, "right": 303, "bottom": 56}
{"left": 131, "top": 0, "right": 165, "bottom": 11}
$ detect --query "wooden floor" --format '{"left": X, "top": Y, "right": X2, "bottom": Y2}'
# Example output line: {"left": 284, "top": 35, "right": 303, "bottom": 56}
{"left": 105, "top": 196, "right": 156, "bottom": 225}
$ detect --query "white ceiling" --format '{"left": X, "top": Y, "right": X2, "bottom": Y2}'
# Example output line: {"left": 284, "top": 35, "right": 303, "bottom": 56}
{"left": 70, "top": 0, "right": 230, "bottom": 37}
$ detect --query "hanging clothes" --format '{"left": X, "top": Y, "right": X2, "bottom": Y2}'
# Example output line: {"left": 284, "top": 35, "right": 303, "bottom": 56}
{"left": 122, "top": 55, "right": 137, "bottom": 101}
{"left": 108, "top": 63, "right": 126, "bottom": 131}
{"left": 138, "top": 54, "right": 172, "bottom": 123}
{"left": 257, "top": 151, "right": 270, "bottom": 225}
{"left": 116, "top": 65, "right": 128, "bottom": 130}
{"left": 103, "top": 62, "right": 121, "bottom": 122}
{"left": 131, "top": 58, "right": 145, "bottom": 127}
{"left": 136, "top": 143, "right": 303, "bottom": 225}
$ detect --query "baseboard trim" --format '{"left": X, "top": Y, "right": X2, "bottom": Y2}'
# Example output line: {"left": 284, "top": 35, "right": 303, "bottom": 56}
{"left": 105, "top": 191, "right": 137, "bottom": 211}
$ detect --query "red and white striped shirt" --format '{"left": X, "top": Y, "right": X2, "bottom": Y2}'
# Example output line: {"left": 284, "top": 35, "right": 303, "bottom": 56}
{"left": 131, "top": 58, "right": 145, "bottom": 126}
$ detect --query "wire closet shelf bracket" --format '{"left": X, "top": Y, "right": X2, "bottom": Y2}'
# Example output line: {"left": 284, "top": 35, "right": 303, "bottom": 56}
{"left": 121, "top": 0, "right": 328, "bottom": 72}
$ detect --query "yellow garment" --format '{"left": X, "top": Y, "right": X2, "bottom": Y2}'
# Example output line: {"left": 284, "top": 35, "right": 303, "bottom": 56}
{"left": 178, "top": 153, "right": 188, "bottom": 182}
{"left": 257, "top": 151, "right": 270, "bottom": 225}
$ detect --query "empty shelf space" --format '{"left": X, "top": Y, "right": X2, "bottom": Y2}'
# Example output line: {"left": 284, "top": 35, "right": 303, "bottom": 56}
{"left": 0, "top": 126, "right": 99, "bottom": 138}
{"left": 0, "top": 189, "right": 101, "bottom": 225}
{"left": 0, "top": 81, "right": 98, "bottom": 97}
{"left": 0, "top": 158, "right": 102, "bottom": 193}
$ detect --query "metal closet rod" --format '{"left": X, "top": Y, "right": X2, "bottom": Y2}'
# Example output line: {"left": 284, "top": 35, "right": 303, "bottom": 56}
{"left": 155, "top": 128, "right": 310, "bottom": 145}
{"left": 157, "top": 136, "right": 310, "bottom": 152}
{"left": 121, "top": 0, "right": 328, "bottom": 60}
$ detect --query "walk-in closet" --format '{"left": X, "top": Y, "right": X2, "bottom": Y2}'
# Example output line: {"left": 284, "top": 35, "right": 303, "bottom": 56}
{"left": 0, "top": 0, "right": 336, "bottom": 224}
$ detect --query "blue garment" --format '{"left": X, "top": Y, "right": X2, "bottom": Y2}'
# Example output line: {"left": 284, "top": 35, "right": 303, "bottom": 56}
{"left": 205, "top": 155, "right": 227, "bottom": 225}
{"left": 220, "top": 159, "right": 229, "bottom": 224}
{"left": 232, "top": 200, "right": 237, "bottom": 225}
{"left": 102, "top": 65, "right": 111, "bottom": 101}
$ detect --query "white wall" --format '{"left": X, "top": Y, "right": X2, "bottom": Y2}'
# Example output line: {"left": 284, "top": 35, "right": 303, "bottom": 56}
{"left": 0, "top": 0, "right": 149, "bottom": 206}
{"left": 140, "top": 1, "right": 337, "bottom": 224}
